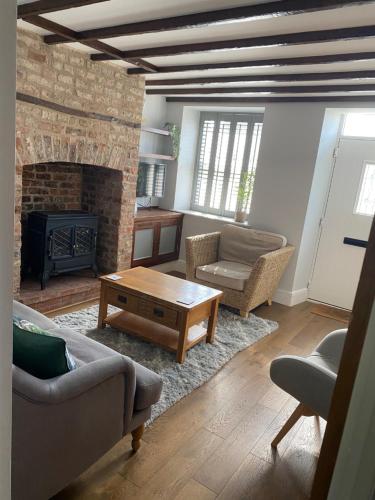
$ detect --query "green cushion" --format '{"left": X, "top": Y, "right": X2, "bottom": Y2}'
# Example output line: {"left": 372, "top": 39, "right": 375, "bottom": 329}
{"left": 13, "top": 324, "right": 70, "bottom": 379}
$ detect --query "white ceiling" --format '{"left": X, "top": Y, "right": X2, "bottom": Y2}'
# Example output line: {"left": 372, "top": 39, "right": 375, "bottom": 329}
{"left": 17, "top": 0, "right": 375, "bottom": 98}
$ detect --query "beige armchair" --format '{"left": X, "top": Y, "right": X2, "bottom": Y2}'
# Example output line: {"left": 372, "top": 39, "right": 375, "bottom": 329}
{"left": 186, "top": 225, "right": 294, "bottom": 317}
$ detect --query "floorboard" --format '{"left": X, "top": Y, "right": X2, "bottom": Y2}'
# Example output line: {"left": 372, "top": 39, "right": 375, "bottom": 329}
{"left": 53, "top": 301, "right": 345, "bottom": 500}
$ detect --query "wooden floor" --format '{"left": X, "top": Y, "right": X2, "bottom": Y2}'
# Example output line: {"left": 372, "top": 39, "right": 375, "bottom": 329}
{"left": 54, "top": 301, "right": 345, "bottom": 500}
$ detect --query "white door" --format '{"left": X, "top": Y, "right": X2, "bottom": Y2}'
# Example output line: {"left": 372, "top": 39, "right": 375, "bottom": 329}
{"left": 310, "top": 138, "right": 375, "bottom": 310}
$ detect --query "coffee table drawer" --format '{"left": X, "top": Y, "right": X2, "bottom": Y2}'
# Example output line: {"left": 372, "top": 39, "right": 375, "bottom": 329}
{"left": 107, "top": 288, "right": 138, "bottom": 313}
{"left": 138, "top": 300, "right": 178, "bottom": 329}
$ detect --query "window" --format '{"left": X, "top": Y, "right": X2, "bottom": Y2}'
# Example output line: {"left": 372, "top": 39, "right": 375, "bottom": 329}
{"left": 354, "top": 162, "right": 375, "bottom": 216}
{"left": 191, "top": 112, "right": 263, "bottom": 217}
{"left": 342, "top": 113, "right": 375, "bottom": 138}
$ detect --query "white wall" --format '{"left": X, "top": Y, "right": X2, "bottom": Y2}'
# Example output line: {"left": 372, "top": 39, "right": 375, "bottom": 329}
{"left": 160, "top": 100, "right": 375, "bottom": 306}
{"left": 139, "top": 95, "right": 168, "bottom": 156}
{"left": 0, "top": 2, "right": 16, "bottom": 498}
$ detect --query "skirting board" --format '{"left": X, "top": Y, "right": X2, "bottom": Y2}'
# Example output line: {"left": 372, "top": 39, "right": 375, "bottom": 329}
{"left": 273, "top": 288, "right": 309, "bottom": 307}
{"left": 152, "top": 260, "right": 308, "bottom": 307}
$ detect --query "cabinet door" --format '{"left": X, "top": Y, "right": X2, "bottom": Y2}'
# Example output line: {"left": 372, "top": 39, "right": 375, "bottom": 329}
{"left": 133, "top": 224, "right": 155, "bottom": 263}
{"left": 158, "top": 224, "right": 178, "bottom": 256}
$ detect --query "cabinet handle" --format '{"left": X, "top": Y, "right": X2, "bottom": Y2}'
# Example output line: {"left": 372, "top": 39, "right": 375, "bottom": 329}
{"left": 118, "top": 295, "right": 127, "bottom": 304}
{"left": 153, "top": 307, "right": 164, "bottom": 318}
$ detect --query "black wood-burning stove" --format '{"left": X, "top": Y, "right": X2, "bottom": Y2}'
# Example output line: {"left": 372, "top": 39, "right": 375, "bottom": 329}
{"left": 27, "top": 211, "right": 99, "bottom": 289}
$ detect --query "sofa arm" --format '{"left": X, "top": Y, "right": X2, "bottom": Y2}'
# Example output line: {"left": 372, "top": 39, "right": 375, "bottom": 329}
{"left": 243, "top": 245, "right": 295, "bottom": 309}
{"left": 185, "top": 232, "right": 221, "bottom": 280}
{"left": 13, "top": 354, "right": 135, "bottom": 405}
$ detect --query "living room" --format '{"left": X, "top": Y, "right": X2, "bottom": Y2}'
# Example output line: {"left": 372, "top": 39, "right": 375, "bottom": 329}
{"left": 1, "top": 1, "right": 375, "bottom": 499}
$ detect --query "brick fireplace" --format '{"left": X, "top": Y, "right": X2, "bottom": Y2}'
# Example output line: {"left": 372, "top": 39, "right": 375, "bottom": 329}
{"left": 14, "top": 28, "right": 145, "bottom": 297}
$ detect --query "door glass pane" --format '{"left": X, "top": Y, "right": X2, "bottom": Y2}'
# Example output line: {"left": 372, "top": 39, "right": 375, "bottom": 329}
{"left": 75, "top": 227, "right": 93, "bottom": 255}
{"left": 133, "top": 228, "right": 153, "bottom": 260}
{"left": 343, "top": 113, "right": 375, "bottom": 138}
{"left": 209, "top": 120, "right": 231, "bottom": 209}
{"left": 52, "top": 227, "right": 73, "bottom": 258}
{"left": 159, "top": 225, "right": 177, "bottom": 255}
{"left": 355, "top": 162, "right": 375, "bottom": 216}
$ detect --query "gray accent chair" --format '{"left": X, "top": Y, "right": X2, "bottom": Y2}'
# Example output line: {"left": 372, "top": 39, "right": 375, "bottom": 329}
{"left": 270, "top": 328, "right": 347, "bottom": 447}
{"left": 12, "top": 301, "right": 163, "bottom": 500}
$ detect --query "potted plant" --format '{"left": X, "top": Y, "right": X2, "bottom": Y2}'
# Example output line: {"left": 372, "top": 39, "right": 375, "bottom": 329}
{"left": 235, "top": 171, "right": 256, "bottom": 223}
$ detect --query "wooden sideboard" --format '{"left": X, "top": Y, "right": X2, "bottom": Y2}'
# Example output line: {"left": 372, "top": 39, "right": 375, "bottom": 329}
{"left": 131, "top": 208, "right": 184, "bottom": 267}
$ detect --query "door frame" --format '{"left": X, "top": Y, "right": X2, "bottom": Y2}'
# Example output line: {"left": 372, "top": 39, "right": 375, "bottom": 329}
{"left": 308, "top": 115, "right": 375, "bottom": 309}
{"left": 308, "top": 116, "right": 343, "bottom": 304}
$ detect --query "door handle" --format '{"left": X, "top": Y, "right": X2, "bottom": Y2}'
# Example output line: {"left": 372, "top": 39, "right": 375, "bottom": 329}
{"left": 343, "top": 237, "right": 367, "bottom": 248}
{"left": 118, "top": 295, "right": 127, "bottom": 304}
{"left": 153, "top": 307, "right": 164, "bottom": 318}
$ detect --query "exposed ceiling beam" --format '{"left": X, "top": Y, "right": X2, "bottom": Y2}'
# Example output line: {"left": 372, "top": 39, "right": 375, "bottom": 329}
{"left": 91, "top": 25, "right": 375, "bottom": 61}
{"left": 127, "top": 52, "right": 375, "bottom": 75}
{"left": 18, "top": 0, "right": 108, "bottom": 19}
{"left": 166, "top": 96, "right": 375, "bottom": 103}
{"left": 44, "top": 0, "right": 375, "bottom": 44}
{"left": 24, "top": 15, "right": 158, "bottom": 73}
{"left": 145, "top": 70, "right": 375, "bottom": 86}
{"left": 147, "top": 83, "right": 375, "bottom": 94}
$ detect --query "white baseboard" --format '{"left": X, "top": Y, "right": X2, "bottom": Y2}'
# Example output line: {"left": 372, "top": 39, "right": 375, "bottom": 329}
{"left": 273, "top": 287, "right": 309, "bottom": 307}
{"left": 152, "top": 259, "right": 308, "bottom": 307}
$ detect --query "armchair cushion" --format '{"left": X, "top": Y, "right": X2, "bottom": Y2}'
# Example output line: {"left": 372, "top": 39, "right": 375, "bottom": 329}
{"left": 219, "top": 224, "right": 287, "bottom": 266}
{"left": 196, "top": 260, "right": 252, "bottom": 291}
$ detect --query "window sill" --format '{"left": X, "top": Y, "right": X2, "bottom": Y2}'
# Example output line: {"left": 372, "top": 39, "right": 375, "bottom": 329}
{"left": 176, "top": 209, "right": 249, "bottom": 226}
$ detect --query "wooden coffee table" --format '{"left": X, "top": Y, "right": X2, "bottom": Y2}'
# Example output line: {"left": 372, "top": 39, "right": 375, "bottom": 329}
{"left": 97, "top": 267, "right": 223, "bottom": 363}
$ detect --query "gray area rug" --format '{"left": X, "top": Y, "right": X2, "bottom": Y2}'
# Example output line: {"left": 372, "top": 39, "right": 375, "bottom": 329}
{"left": 53, "top": 305, "right": 278, "bottom": 423}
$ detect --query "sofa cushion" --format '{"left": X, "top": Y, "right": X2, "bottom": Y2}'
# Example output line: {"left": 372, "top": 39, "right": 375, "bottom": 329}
{"left": 133, "top": 362, "right": 163, "bottom": 411}
{"left": 196, "top": 260, "right": 252, "bottom": 291}
{"left": 219, "top": 225, "right": 286, "bottom": 266}
{"left": 13, "top": 324, "right": 70, "bottom": 380}
{"left": 13, "top": 316, "right": 76, "bottom": 371}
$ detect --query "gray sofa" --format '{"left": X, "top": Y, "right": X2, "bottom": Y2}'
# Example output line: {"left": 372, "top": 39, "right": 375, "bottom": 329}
{"left": 12, "top": 301, "right": 163, "bottom": 500}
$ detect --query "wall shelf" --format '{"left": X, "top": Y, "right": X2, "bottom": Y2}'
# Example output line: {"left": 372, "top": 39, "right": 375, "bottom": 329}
{"left": 141, "top": 126, "right": 171, "bottom": 136}
{"left": 139, "top": 153, "right": 176, "bottom": 161}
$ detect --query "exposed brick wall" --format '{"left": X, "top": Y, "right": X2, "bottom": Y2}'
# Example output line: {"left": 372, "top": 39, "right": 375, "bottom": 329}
{"left": 14, "top": 28, "right": 145, "bottom": 293}
{"left": 22, "top": 163, "right": 82, "bottom": 215}
{"left": 81, "top": 166, "right": 123, "bottom": 273}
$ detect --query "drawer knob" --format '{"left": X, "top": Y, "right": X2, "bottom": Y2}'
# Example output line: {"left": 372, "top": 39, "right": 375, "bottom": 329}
{"left": 118, "top": 295, "right": 127, "bottom": 304}
{"left": 153, "top": 307, "right": 164, "bottom": 318}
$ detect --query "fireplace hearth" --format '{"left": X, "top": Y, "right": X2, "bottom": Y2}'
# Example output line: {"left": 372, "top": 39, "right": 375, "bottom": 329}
{"left": 26, "top": 210, "right": 98, "bottom": 289}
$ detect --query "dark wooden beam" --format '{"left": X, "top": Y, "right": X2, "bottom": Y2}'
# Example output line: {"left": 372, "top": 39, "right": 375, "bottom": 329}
{"left": 91, "top": 25, "right": 375, "bottom": 60}
{"left": 17, "top": 92, "right": 140, "bottom": 129}
{"left": 44, "top": 0, "right": 375, "bottom": 44}
{"left": 146, "top": 70, "right": 375, "bottom": 86}
{"left": 18, "top": 0, "right": 108, "bottom": 19}
{"left": 147, "top": 83, "right": 375, "bottom": 94}
{"left": 24, "top": 16, "right": 158, "bottom": 73}
{"left": 166, "top": 95, "right": 375, "bottom": 103}
{"left": 127, "top": 52, "right": 375, "bottom": 75}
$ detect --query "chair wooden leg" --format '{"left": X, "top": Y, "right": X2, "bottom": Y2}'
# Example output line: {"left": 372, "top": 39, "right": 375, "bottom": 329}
{"left": 240, "top": 310, "right": 249, "bottom": 318}
{"left": 271, "top": 403, "right": 313, "bottom": 448}
{"left": 131, "top": 424, "right": 144, "bottom": 452}
{"left": 267, "top": 299, "right": 272, "bottom": 306}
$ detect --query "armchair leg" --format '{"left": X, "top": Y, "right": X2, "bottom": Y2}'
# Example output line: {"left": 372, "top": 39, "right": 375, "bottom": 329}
{"left": 131, "top": 424, "right": 144, "bottom": 453}
{"left": 267, "top": 299, "right": 272, "bottom": 306}
{"left": 271, "top": 403, "right": 314, "bottom": 448}
{"left": 240, "top": 310, "right": 249, "bottom": 318}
